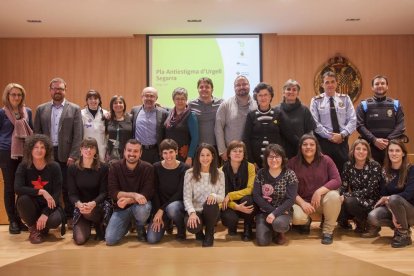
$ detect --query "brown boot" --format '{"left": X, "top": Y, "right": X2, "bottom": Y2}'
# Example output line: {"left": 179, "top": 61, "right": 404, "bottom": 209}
{"left": 28, "top": 225, "right": 44, "bottom": 244}
{"left": 273, "top": 232, "right": 287, "bottom": 245}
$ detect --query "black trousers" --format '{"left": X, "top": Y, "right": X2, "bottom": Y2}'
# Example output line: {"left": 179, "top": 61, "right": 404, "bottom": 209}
{"left": 317, "top": 136, "right": 349, "bottom": 174}
{"left": 0, "top": 149, "right": 21, "bottom": 222}
{"left": 16, "top": 195, "right": 62, "bottom": 228}
{"left": 53, "top": 147, "right": 73, "bottom": 218}
{"left": 220, "top": 195, "right": 255, "bottom": 231}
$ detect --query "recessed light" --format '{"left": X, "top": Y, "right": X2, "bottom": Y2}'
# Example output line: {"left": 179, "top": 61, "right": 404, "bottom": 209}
{"left": 187, "top": 19, "right": 202, "bottom": 23}
{"left": 345, "top": 18, "right": 360, "bottom": 21}
{"left": 27, "top": 19, "right": 42, "bottom": 23}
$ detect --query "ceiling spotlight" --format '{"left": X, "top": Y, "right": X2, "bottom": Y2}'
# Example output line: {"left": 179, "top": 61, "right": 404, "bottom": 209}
{"left": 27, "top": 19, "right": 42, "bottom": 23}
{"left": 187, "top": 19, "right": 202, "bottom": 23}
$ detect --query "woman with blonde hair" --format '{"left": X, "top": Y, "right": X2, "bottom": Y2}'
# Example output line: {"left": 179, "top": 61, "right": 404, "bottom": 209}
{"left": 0, "top": 83, "right": 33, "bottom": 234}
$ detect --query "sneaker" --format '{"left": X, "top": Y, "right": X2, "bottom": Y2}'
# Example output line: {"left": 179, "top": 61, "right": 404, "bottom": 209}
{"left": 321, "top": 233, "right": 333, "bottom": 245}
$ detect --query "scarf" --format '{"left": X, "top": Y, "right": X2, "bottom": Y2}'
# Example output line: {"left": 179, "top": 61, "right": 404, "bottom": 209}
{"left": 164, "top": 106, "right": 191, "bottom": 129}
{"left": 222, "top": 160, "right": 249, "bottom": 194}
{"left": 3, "top": 106, "right": 33, "bottom": 159}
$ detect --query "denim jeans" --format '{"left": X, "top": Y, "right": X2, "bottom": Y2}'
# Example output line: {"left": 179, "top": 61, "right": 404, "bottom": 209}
{"left": 105, "top": 202, "right": 152, "bottom": 246}
{"left": 147, "top": 201, "right": 185, "bottom": 244}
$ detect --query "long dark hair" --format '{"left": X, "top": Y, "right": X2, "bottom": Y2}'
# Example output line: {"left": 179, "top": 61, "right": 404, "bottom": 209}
{"left": 297, "top": 134, "right": 323, "bottom": 165}
{"left": 191, "top": 143, "right": 220, "bottom": 184}
{"left": 23, "top": 134, "right": 54, "bottom": 168}
{"left": 76, "top": 137, "right": 101, "bottom": 171}
{"left": 383, "top": 139, "right": 411, "bottom": 189}
{"left": 109, "top": 95, "right": 127, "bottom": 121}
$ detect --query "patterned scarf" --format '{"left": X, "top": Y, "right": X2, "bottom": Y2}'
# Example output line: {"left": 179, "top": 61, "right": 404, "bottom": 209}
{"left": 164, "top": 106, "right": 191, "bottom": 129}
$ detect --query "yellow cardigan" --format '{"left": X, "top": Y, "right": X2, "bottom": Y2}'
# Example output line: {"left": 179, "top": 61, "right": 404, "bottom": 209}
{"left": 220, "top": 162, "right": 256, "bottom": 210}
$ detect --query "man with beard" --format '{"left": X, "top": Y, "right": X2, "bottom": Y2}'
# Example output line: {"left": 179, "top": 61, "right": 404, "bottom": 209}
{"left": 131, "top": 87, "right": 168, "bottom": 164}
{"left": 34, "top": 77, "right": 83, "bottom": 223}
{"left": 105, "top": 139, "right": 154, "bottom": 245}
{"left": 215, "top": 76, "right": 257, "bottom": 162}
{"left": 356, "top": 75, "right": 406, "bottom": 165}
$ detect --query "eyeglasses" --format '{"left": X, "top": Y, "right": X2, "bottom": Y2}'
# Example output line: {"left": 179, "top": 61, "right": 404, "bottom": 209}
{"left": 81, "top": 145, "right": 95, "bottom": 150}
{"left": 9, "top": 93, "right": 23, "bottom": 98}
{"left": 51, "top": 87, "right": 65, "bottom": 92}
{"left": 267, "top": 155, "right": 282, "bottom": 160}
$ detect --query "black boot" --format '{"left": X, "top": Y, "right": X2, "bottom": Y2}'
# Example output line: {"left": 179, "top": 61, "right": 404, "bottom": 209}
{"left": 242, "top": 222, "right": 253, "bottom": 241}
{"left": 361, "top": 224, "right": 380, "bottom": 238}
{"left": 9, "top": 221, "right": 20, "bottom": 235}
{"left": 391, "top": 229, "right": 412, "bottom": 248}
{"left": 195, "top": 231, "right": 205, "bottom": 241}
{"left": 136, "top": 226, "right": 147, "bottom": 242}
{"left": 94, "top": 223, "right": 105, "bottom": 241}
{"left": 202, "top": 227, "right": 214, "bottom": 247}
{"left": 354, "top": 219, "right": 367, "bottom": 234}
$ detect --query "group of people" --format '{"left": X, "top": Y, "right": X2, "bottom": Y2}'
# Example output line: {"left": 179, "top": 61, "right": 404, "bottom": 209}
{"left": 0, "top": 72, "right": 411, "bottom": 249}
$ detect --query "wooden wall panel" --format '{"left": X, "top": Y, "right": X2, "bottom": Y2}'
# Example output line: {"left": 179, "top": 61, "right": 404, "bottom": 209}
{"left": 0, "top": 35, "right": 413, "bottom": 224}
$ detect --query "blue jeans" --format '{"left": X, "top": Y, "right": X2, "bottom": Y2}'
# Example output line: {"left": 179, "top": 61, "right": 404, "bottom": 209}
{"left": 147, "top": 201, "right": 185, "bottom": 244}
{"left": 105, "top": 202, "right": 152, "bottom": 246}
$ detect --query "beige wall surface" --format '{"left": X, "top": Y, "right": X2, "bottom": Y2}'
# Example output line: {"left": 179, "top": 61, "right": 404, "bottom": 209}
{"left": 0, "top": 35, "right": 413, "bottom": 223}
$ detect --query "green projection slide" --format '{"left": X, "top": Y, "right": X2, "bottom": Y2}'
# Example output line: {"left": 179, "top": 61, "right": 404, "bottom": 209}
{"left": 148, "top": 35, "right": 261, "bottom": 108}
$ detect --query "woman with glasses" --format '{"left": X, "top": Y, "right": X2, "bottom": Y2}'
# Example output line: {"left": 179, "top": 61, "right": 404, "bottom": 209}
{"left": 243, "top": 82, "right": 282, "bottom": 169}
{"left": 164, "top": 87, "right": 199, "bottom": 166}
{"left": 253, "top": 144, "right": 298, "bottom": 246}
{"left": 0, "top": 83, "right": 33, "bottom": 234}
{"left": 68, "top": 137, "right": 109, "bottom": 245}
{"left": 287, "top": 134, "right": 341, "bottom": 245}
{"left": 15, "top": 134, "right": 65, "bottom": 244}
{"left": 106, "top": 95, "right": 132, "bottom": 165}
{"left": 363, "top": 140, "right": 414, "bottom": 248}
{"left": 81, "top": 90, "right": 109, "bottom": 162}
{"left": 220, "top": 140, "right": 256, "bottom": 241}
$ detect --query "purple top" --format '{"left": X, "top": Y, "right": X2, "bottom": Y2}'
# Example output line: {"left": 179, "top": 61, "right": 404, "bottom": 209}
{"left": 287, "top": 154, "right": 341, "bottom": 202}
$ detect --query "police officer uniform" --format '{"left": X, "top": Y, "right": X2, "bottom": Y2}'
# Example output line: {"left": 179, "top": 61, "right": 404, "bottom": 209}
{"left": 310, "top": 92, "right": 357, "bottom": 173}
{"left": 356, "top": 96, "right": 405, "bottom": 164}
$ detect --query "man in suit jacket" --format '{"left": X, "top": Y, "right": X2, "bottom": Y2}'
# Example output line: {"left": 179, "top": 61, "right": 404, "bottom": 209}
{"left": 34, "top": 77, "right": 83, "bottom": 220}
{"left": 131, "top": 87, "right": 168, "bottom": 164}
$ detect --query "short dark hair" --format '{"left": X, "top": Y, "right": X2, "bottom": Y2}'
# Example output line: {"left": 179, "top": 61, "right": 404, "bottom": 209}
{"left": 159, "top": 139, "right": 178, "bottom": 154}
{"left": 49, "top": 77, "right": 67, "bottom": 89}
{"left": 23, "top": 134, "right": 54, "bottom": 168}
{"left": 262, "top": 144, "right": 287, "bottom": 171}
{"left": 371, "top": 75, "right": 389, "bottom": 86}
{"left": 197, "top": 77, "right": 214, "bottom": 89}
{"left": 226, "top": 140, "right": 248, "bottom": 161}
{"left": 253, "top": 82, "right": 274, "bottom": 101}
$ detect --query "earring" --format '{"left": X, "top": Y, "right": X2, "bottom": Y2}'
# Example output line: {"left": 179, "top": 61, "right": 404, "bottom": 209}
{"left": 93, "top": 153, "right": 99, "bottom": 160}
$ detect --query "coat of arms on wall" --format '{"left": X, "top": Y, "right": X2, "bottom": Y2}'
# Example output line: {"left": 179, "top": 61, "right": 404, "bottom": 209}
{"left": 314, "top": 55, "right": 362, "bottom": 102}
